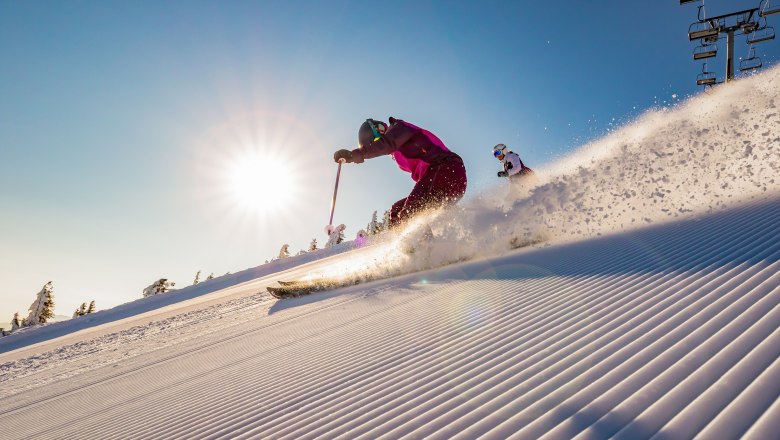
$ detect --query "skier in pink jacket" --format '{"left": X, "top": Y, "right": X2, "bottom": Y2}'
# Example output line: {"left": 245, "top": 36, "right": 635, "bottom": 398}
{"left": 334, "top": 117, "right": 467, "bottom": 228}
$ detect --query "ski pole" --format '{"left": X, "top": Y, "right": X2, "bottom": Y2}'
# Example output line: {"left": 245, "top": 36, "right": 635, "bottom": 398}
{"left": 328, "top": 159, "right": 345, "bottom": 228}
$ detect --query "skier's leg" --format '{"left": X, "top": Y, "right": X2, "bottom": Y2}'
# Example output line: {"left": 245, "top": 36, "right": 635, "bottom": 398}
{"left": 395, "top": 170, "right": 437, "bottom": 224}
{"left": 389, "top": 197, "right": 408, "bottom": 227}
{"left": 392, "top": 156, "right": 468, "bottom": 227}
{"left": 435, "top": 158, "right": 467, "bottom": 204}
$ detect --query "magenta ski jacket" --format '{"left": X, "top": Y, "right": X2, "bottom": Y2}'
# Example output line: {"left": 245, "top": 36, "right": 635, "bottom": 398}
{"left": 350, "top": 118, "right": 455, "bottom": 182}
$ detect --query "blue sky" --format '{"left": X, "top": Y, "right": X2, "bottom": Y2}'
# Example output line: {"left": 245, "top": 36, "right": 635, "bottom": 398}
{"left": 1, "top": 0, "right": 778, "bottom": 320}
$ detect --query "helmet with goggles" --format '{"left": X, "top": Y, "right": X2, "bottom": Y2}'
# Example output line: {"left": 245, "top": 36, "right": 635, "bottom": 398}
{"left": 358, "top": 119, "right": 388, "bottom": 148}
{"left": 493, "top": 143, "right": 508, "bottom": 158}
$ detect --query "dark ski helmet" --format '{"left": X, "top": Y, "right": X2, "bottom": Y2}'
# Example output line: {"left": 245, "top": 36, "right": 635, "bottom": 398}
{"left": 358, "top": 119, "right": 388, "bottom": 148}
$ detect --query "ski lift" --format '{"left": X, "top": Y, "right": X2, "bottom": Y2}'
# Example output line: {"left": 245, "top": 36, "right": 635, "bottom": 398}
{"left": 693, "top": 43, "right": 718, "bottom": 60}
{"left": 741, "top": 21, "right": 760, "bottom": 33}
{"left": 740, "top": 48, "right": 763, "bottom": 72}
{"left": 760, "top": 0, "right": 780, "bottom": 17}
{"left": 697, "top": 63, "right": 717, "bottom": 86}
{"left": 747, "top": 26, "right": 776, "bottom": 44}
{"left": 689, "top": 20, "right": 719, "bottom": 40}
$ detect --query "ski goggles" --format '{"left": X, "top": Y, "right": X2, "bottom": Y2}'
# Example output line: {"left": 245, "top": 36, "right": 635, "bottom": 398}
{"left": 366, "top": 119, "right": 382, "bottom": 141}
{"left": 493, "top": 149, "right": 505, "bottom": 158}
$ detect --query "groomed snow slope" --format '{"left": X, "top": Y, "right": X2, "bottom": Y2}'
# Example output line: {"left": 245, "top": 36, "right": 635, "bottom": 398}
{"left": 0, "top": 196, "right": 778, "bottom": 439}
{"left": 1, "top": 66, "right": 779, "bottom": 439}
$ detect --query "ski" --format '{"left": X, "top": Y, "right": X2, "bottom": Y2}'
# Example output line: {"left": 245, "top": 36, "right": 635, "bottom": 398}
{"left": 266, "top": 277, "right": 361, "bottom": 299}
{"left": 276, "top": 280, "right": 306, "bottom": 287}
{"left": 267, "top": 283, "right": 326, "bottom": 299}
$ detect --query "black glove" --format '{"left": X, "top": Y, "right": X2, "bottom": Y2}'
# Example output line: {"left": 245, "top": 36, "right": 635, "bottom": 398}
{"left": 334, "top": 149, "right": 353, "bottom": 163}
{"left": 497, "top": 171, "right": 508, "bottom": 178}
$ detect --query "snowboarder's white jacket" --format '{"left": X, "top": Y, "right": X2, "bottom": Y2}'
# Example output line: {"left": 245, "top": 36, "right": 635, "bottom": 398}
{"left": 501, "top": 151, "right": 530, "bottom": 177}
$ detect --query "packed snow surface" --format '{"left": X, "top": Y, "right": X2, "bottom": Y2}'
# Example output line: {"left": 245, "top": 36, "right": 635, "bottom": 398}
{"left": 1, "top": 66, "right": 779, "bottom": 439}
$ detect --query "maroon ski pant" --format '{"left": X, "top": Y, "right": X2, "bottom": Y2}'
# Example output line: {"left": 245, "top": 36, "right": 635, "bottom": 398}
{"left": 390, "top": 155, "right": 467, "bottom": 227}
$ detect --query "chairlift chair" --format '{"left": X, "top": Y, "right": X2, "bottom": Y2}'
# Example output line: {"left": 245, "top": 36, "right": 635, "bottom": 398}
{"left": 693, "top": 43, "right": 718, "bottom": 60}
{"left": 747, "top": 26, "right": 776, "bottom": 44}
{"left": 689, "top": 21, "right": 720, "bottom": 40}
{"left": 740, "top": 48, "right": 763, "bottom": 72}
{"left": 697, "top": 63, "right": 717, "bottom": 86}
{"left": 759, "top": 0, "right": 780, "bottom": 17}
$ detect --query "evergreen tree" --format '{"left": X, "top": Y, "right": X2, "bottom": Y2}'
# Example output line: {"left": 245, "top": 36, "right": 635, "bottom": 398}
{"left": 367, "top": 211, "right": 379, "bottom": 235}
{"left": 79, "top": 302, "right": 87, "bottom": 315}
{"left": 11, "top": 312, "right": 21, "bottom": 331}
{"left": 308, "top": 238, "right": 318, "bottom": 252}
{"left": 381, "top": 210, "right": 392, "bottom": 232}
{"left": 193, "top": 270, "right": 201, "bottom": 285}
{"left": 142, "top": 278, "right": 175, "bottom": 298}
{"left": 72, "top": 308, "right": 80, "bottom": 319}
{"left": 278, "top": 244, "right": 290, "bottom": 259}
{"left": 87, "top": 301, "right": 96, "bottom": 314}
{"left": 25, "top": 281, "right": 55, "bottom": 326}
{"left": 206, "top": 273, "right": 214, "bottom": 281}
{"left": 325, "top": 224, "right": 346, "bottom": 248}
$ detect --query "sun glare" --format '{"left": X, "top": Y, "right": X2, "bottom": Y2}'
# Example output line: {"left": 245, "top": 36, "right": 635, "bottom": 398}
{"left": 226, "top": 150, "right": 296, "bottom": 215}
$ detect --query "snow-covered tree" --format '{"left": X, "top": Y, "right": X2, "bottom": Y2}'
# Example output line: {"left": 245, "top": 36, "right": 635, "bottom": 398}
{"left": 142, "top": 278, "right": 176, "bottom": 298}
{"left": 11, "top": 312, "right": 21, "bottom": 331}
{"left": 193, "top": 270, "right": 201, "bottom": 285}
{"left": 308, "top": 238, "right": 318, "bottom": 252}
{"left": 72, "top": 303, "right": 85, "bottom": 318}
{"left": 381, "top": 210, "right": 392, "bottom": 232}
{"left": 325, "top": 224, "right": 346, "bottom": 248}
{"left": 278, "top": 244, "right": 290, "bottom": 259}
{"left": 367, "top": 211, "right": 379, "bottom": 235}
{"left": 354, "top": 229, "right": 368, "bottom": 247}
{"left": 206, "top": 273, "right": 214, "bottom": 281}
{"left": 72, "top": 300, "right": 96, "bottom": 318}
{"left": 25, "top": 281, "right": 55, "bottom": 326}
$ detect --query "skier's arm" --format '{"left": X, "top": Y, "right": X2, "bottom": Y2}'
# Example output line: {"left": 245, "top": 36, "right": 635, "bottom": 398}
{"left": 350, "top": 121, "right": 417, "bottom": 163}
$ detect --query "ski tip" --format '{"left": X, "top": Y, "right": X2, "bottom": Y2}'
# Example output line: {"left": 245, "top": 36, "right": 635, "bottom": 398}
{"left": 266, "top": 286, "right": 284, "bottom": 299}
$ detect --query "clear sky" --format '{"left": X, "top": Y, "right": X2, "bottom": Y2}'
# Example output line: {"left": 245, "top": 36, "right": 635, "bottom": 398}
{"left": 2, "top": 0, "right": 778, "bottom": 321}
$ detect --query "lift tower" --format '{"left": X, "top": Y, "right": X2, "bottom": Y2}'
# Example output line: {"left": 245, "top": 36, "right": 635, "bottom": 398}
{"left": 682, "top": 0, "right": 778, "bottom": 86}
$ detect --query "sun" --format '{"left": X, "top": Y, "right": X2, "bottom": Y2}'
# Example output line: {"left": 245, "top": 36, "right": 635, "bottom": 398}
{"left": 226, "top": 150, "right": 296, "bottom": 215}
